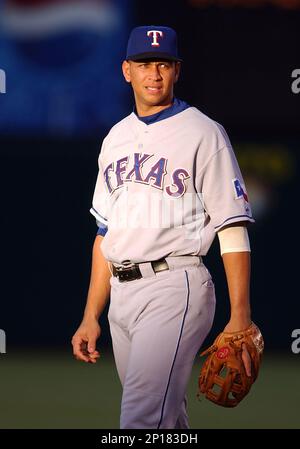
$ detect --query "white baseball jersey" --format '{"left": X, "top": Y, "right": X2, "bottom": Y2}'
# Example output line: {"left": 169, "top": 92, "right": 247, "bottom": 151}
{"left": 90, "top": 99, "right": 254, "bottom": 264}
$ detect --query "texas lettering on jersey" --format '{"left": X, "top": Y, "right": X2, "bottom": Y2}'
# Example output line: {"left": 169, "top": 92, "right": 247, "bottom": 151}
{"left": 103, "top": 152, "right": 191, "bottom": 198}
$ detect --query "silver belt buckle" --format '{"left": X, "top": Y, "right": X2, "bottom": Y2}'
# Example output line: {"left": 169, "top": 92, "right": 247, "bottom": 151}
{"left": 114, "top": 260, "right": 135, "bottom": 272}
{"left": 113, "top": 260, "right": 142, "bottom": 282}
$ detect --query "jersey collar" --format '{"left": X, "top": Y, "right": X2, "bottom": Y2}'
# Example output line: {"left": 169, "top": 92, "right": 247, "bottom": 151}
{"left": 133, "top": 97, "right": 190, "bottom": 125}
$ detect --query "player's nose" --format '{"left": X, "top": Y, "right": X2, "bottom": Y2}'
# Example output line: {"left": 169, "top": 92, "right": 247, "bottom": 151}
{"left": 147, "top": 64, "right": 163, "bottom": 80}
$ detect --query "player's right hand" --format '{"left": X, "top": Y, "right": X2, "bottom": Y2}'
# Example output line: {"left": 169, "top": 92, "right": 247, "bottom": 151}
{"left": 71, "top": 319, "right": 101, "bottom": 364}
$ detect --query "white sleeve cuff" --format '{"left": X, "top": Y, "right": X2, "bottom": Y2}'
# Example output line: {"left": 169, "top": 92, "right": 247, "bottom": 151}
{"left": 217, "top": 225, "right": 251, "bottom": 256}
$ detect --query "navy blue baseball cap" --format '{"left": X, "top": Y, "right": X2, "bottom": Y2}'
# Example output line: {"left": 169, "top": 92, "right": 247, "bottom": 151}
{"left": 126, "top": 25, "right": 182, "bottom": 62}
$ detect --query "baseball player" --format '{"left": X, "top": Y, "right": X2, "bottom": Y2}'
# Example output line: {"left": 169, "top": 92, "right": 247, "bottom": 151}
{"left": 72, "top": 25, "right": 254, "bottom": 429}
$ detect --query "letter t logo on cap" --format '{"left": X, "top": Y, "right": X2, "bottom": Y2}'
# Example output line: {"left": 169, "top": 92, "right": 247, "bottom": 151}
{"left": 147, "top": 30, "right": 163, "bottom": 47}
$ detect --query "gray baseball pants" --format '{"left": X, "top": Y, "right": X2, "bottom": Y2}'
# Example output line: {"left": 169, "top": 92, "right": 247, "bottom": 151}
{"left": 107, "top": 255, "right": 216, "bottom": 429}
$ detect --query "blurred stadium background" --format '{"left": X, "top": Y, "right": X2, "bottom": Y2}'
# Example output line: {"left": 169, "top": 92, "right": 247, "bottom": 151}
{"left": 0, "top": 0, "right": 299, "bottom": 429}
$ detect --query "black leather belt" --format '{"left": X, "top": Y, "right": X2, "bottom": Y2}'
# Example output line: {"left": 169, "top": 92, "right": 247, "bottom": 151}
{"left": 112, "top": 258, "right": 169, "bottom": 282}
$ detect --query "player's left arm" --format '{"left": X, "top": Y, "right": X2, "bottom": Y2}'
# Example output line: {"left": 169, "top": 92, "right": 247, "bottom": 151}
{"left": 217, "top": 221, "right": 252, "bottom": 375}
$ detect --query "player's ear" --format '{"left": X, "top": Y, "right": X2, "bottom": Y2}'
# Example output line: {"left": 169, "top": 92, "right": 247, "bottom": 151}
{"left": 122, "top": 60, "right": 131, "bottom": 83}
{"left": 174, "top": 62, "right": 181, "bottom": 83}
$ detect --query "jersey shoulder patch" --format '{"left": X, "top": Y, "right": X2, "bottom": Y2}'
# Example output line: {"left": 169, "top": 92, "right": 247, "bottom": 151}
{"left": 232, "top": 178, "right": 249, "bottom": 202}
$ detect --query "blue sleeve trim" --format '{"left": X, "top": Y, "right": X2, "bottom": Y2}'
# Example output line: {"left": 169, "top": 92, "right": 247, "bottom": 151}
{"left": 96, "top": 224, "right": 108, "bottom": 237}
{"left": 214, "top": 214, "right": 255, "bottom": 231}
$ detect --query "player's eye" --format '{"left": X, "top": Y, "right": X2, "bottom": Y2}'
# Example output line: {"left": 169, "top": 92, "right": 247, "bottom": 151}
{"left": 159, "top": 62, "right": 170, "bottom": 69}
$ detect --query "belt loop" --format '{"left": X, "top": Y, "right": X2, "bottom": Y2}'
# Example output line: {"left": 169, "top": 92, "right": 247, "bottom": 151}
{"left": 138, "top": 262, "right": 156, "bottom": 279}
{"left": 164, "top": 256, "right": 174, "bottom": 271}
{"left": 165, "top": 255, "right": 201, "bottom": 270}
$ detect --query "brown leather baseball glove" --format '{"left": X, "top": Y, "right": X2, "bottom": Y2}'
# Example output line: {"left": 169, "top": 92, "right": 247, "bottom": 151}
{"left": 197, "top": 322, "right": 264, "bottom": 407}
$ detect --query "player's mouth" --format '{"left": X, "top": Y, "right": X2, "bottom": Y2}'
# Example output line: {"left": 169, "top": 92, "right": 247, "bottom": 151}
{"left": 145, "top": 86, "right": 162, "bottom": 94}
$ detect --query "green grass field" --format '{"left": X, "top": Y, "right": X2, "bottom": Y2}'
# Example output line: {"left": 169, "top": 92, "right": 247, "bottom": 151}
{"left": 0, "top": 350, "right": 299, "bottom": 429}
